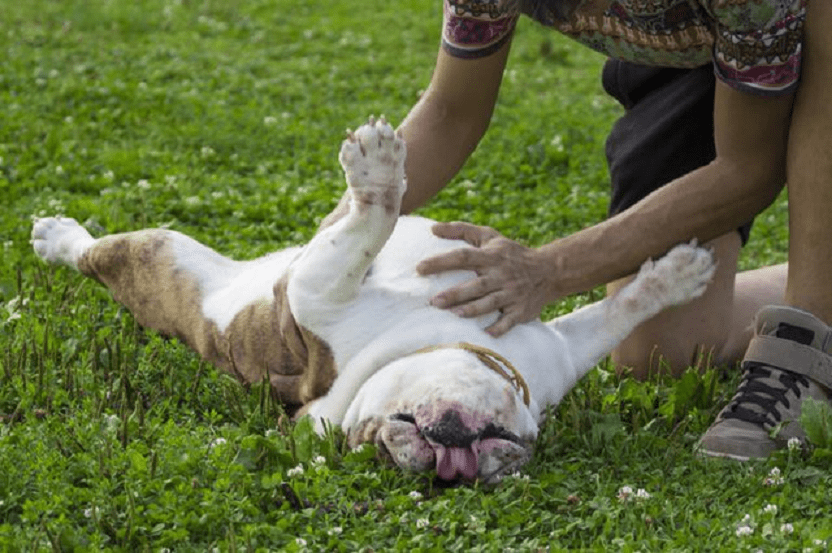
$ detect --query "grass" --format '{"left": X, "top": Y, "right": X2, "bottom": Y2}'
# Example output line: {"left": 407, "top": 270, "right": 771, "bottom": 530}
{"left": 0, "top": 0, "right": 829, "bottom": 551}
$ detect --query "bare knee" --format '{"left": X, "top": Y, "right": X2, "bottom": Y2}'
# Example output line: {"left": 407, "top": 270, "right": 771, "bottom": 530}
{"left": 611, "top": 322, "right": 719, "bottom": 379}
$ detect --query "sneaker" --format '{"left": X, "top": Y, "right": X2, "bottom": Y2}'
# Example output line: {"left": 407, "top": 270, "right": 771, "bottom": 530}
{"left": 697, "top": 305, "right": 832, "bottom": 460}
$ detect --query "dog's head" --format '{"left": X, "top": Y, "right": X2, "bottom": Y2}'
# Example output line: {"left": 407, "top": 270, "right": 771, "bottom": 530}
{"left": 341, "top": 347, "right": 538, "bottom": 483}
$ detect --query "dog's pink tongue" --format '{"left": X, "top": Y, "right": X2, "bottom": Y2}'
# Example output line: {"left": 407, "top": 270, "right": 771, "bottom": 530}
{"left": 434, "top": 446, "right": 478, "bottom": 481}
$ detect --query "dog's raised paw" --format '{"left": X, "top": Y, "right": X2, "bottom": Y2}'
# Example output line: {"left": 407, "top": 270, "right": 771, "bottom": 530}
{"left": 643, "top": 241, "right": 716, "bottom": 308}
{"left": 339, "top": 115, "right": 406, "bottom": 199}
{"left": 31, "top": 217, "right": 95, "bottom": 268}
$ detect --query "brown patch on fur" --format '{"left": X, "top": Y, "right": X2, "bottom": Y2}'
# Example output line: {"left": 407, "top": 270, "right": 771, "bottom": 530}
{"left": 78, "top": 229, "right": 337, "bottom": 417}
{"left": 350, "top": 186, "right": 401, "bottom": 217}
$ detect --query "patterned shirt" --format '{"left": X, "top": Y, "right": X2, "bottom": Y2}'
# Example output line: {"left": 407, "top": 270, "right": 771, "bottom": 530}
{"left": 442, "top": 0, "right": 806, "bottom": 96}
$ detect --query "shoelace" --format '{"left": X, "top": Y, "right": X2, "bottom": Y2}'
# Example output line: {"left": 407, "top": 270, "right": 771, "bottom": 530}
{"left": 720, "top": 362, "right": 810, "bottom": 428}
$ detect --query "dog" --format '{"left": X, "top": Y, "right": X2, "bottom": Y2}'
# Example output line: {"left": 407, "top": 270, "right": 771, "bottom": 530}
{"left": 32, "top": 117, "right": 715, "bottom": 482}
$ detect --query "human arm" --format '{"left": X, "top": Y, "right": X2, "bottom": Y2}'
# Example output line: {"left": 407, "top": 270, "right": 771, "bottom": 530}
{"left": 398, "top": 40, "right": 512, "bottom": 213}
{"left": 419, "top": 81, "right": 794, "bottom": 335}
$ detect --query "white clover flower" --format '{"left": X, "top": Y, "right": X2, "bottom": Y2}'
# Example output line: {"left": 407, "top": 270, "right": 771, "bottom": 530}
{"left": 103, "top": 170, "right": 114, "bottom": 182}
{"left": 137, "top": 179, "right": 151, "bottom": 190}
{"left": 64, "top": 116, "right": 73, "bottom": 124}
{"left": 311, "top": 455, "right": 326, "bottom": 466}
{"left": 764, "top": 466, "right": 785, "bottom": 486}
{"left": 635, "top": 488, "right": 651, "bottom": 500}
{"left": 736, "top": 525, "right": 754, "bottom": 537}
{"left": 327, "top": 527, "right": 342, "bottom": 536}
{"left": 287, "top": 464, "right": 304, "bottom": 478}
{"left": 409, "top": 491, "right": 423, "bottom": 500}
{"left": 787, "top": 437, "right": 802, "bottom": 451}
{"left": 264, "top": 428, "right": 278, "bottom": 438}
{"left": 780, "top": 523, "right": 794, "bottom": 534}
{"left": 617, "top": 486, "right": 633, "bottom": 502}
{"left": 416, "top": 518, "right": 429, "bottom": 529}
{"left": 83, "top": 506, "right": 100, "bottom": 519}
{"left": 263, "top": 116, "right": 278, "bottom": 126}
{"left": 763, "top": 504, "right": 778, "bottom": 515}
{"left": 295, "top": 538, "right": 307, "bottom": 546}
{"left": 200, "top": 146, "right": 215, "bottom": 158}
{"left": 209, "top": 437, "right": 227, "bottom": 449}
{"left": 55, "top": 165, "right": 65, "bottom": 175}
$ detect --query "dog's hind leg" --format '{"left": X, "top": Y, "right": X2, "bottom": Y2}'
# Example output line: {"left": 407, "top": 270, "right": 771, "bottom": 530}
{"left": 32, "top": 217, "right": 240, "bottom": 362}
{"left": 287, "top": 117, "right": 406, "bottom": 320}
{"left": 547, "top": 242, "right": 716, "bottom": 376}
{"left": 31, "top": 216, "right": 97, "bottom": 270}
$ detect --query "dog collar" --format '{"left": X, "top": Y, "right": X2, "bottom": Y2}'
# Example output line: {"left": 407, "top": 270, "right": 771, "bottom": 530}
{"left": 409, "top": 342, "right": 530, "bottom": 407}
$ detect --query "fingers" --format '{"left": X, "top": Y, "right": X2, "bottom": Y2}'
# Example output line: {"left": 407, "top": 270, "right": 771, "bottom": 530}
{"left": 417, "top": 222, "right": 503, "bottom": 275}
{"left": 416, "top": 247, "right": 491, "bottom": 276}
{"left": 430, "top": 221, "right": 500, "bottom": 246}
{"left": 429, "top": 280, "right": 532, "bottom": 337}
{"left": 429, "top": 276, "right": 496, "bottom": 309}
{"left": 485, "top": 308, "right": 527, "bottom": 337}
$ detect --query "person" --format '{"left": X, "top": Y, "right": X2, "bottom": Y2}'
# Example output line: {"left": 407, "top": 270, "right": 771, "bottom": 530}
{"left": 379, "top": 0, "right": 832, "bottom": 460}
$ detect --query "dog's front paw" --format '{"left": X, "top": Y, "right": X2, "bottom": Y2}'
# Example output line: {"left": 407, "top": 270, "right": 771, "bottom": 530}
{"left": 636, "top": 241, "right": 715, "bottom": 309}
{"left": 31, "top": 217, "right": 95, "bottom": 269}
{"left": 339, "top": 116, "right": 406, "bottom": 209}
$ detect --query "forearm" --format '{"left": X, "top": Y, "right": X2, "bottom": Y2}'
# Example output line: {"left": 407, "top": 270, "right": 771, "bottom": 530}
{"left": 536, "top": 85, "right": 793, "bottom": 300}
{"left": 397, "top": 95, "right": 489, "bottom": 214}
{"left": 538, "top": 158, "right": 785, "bottom": 298}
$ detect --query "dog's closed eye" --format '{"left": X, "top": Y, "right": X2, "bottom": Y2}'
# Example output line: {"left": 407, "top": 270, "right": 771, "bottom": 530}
{"left": 390, "top": 412, "right": 416, "bottom": 424}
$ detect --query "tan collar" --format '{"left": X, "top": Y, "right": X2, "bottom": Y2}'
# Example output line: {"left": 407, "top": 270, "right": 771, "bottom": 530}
{"left": 409, "top": 342, "right": 530, "bottom": 407}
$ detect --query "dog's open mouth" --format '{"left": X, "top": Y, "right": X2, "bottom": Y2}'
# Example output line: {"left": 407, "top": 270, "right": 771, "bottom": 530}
{"left": 379, "top": 411, "right": 531, "bottom": 483}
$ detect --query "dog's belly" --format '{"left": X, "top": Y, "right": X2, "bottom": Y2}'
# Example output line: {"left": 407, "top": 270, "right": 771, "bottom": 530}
{"left": 369, "top": 216, "right": 480, "bottom": 301}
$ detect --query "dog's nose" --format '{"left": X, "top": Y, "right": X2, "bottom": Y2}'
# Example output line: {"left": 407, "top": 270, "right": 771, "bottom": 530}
{"left": 420, "top": 410, "right": 477, "bottom": 447}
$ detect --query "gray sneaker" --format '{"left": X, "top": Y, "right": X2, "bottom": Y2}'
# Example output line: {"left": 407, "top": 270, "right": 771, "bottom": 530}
{"left": 697, "top": 305, "right": 832, "bottom": 460}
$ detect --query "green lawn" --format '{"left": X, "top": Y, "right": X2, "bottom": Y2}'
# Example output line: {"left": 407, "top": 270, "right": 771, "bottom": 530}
{"left": 1, "top": 0, "right": 829, "bottom": 551}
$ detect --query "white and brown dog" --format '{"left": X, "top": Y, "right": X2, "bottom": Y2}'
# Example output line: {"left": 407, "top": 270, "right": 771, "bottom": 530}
{"left": 32, "top": 117, "right": 714, "bottom": 483}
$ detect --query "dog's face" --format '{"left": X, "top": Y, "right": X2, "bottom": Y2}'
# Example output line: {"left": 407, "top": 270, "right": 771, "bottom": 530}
{"left": 341, "top": 349, "right": 538, "bottom": 483}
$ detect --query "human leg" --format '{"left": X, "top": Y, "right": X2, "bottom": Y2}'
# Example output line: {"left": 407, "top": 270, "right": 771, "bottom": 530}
{"left": 698, "top": 1, "right": 832, "bottom": 459}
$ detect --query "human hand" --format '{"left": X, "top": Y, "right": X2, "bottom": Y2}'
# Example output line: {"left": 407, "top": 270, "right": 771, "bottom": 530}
{"left": 416, "top": 222, "right": 552, "bottom": 336}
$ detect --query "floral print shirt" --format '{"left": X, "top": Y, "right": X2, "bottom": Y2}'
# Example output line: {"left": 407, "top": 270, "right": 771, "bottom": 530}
{"left": 442, "top": 0, "right": 806, "bottom": 96}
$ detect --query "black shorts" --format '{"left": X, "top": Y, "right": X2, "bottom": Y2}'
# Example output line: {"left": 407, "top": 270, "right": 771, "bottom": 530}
{"left": 602, "top": 59, "right": 753, "bottom": 244}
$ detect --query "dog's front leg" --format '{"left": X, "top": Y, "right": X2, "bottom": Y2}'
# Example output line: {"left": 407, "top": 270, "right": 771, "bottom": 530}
{"left": 287, "top": 117, "right": 406, "bottom": 324}
{"left": 547, "top": 242, "right": 715, "bottom": 377}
